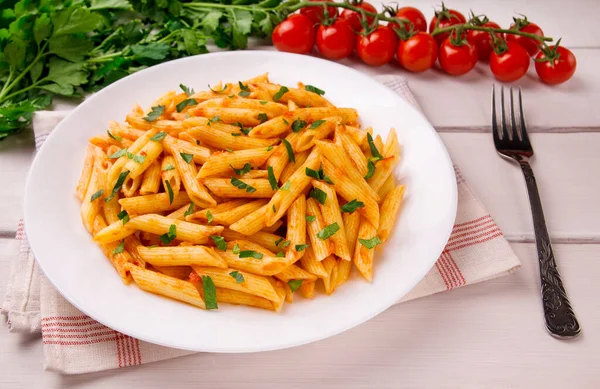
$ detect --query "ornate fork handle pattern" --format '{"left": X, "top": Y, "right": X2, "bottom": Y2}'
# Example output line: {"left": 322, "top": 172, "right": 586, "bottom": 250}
{"left": 519, "top": 160, "right": 581, "bottom": 338}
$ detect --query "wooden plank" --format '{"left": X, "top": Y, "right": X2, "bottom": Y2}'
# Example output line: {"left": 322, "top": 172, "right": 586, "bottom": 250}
{"left": 0, "top": 240, "right": 598, "bottom": 386}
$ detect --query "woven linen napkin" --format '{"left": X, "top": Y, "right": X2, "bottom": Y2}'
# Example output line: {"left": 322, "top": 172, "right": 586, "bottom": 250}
{"left": 2, "top": 75, "right": 521, "bottom": 374}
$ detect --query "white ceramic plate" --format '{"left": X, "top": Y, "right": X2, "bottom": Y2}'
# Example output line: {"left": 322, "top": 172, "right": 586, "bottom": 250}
{"left": 24, "top": 51, "right": 457, "bottom": 352}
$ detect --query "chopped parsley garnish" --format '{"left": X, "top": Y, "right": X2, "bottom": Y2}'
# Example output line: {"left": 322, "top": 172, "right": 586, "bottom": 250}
{"left": 225, "top": 148, "right": 233, "bottom": 153}
{"left": 208, "top": 84, "right": 226, "bottom": 93}
{"left": 239, "top": 250, "right": 264, "bottom": 259}
{"left": 280, "top": 240, "right": 291, "bottom": 248}
{"left": 118, "top": 210, "right": 129, "bottom": 225}
{"left": 112, "top": 241, "right": 125, "bottom": 255}
{"left": 280, "top": 181, "right": 291, "bottom": 191}
{"left": 206, "top": 210, "right": 214, "bottom": 224}
{"left": 309, "top": 120, "right": 325, "bottom": 129}
{"left": 208, "top": 115, "right": 220, "bottom": 125}
{"left": 180, "top": 152, "right": 194, "bottom": 164}
{"left": 231, "top": 133, "right": 241, "bottom": 137}
{"left": 267, "top": 145, "right": 274, "bottom": 151}
{"left": 229, "top": 270, "right": 244, "bottom": 283}
{"left": 232, "top": 243, "right": 240, "bottom": 254}
{"left": 291, "top": 119, "right": 306, "bottom": 133}
{"left": 364, "top": 160, "right": 376, "bottom": 179}
{"left": 202, "top": 275, "right": 218, "bottom": 309}
{"left": 306, "top": 215, "right": 316, "bottom": 222}
{"left": 273, "top": 86, "right": 289, "bottom": 102}
{"left": 366, "top": 133, "right": 383, "bottom": 160}
{"left": 283, "top": 118, "right": 289, "bottom": 125}
{"left": 163, "top": 164, "right": 175, "bottom": 171}
{"left": 258, "top": 113, "right": 268, "bottom": 123}
{"left": 275, "top": 238, "right": 284, "bottom": 246}
{"left": 317, "top": 222, "right": 340, "bottom": 240}
{"left": 295, "top": 244, "right": 309, "bottom": 252}
{"left": 282, "top": 138, "right": 295, "bottom": 162}
{"left": 267, "top": 166, "right": 279, "bottom": 190}
{"left": 159, "top": 224, "right": 177, "bottom": 244}
{"left": 238, "top": 81, "right": 251, "bottom": 97}
{"left": 272, "top": 204, "right": 277, "bottom": 213}
{"left": 230, "top": 177, "right": 256, "bottom": 193}
{"left": 305, "top": 165, "right": 333, "bottom": 184}
{"left": 126, "top": 152, "right": 146, "bottom": 164}
{"left": 305, "top": 85, "right": 325, "bottom": 95}
{"left": 176, "top": 98, "right": 197, "bottom": 112}
{"left": 288, "top": 279, "right": 303, "bottom": 293}
{"left": 309, "top": 188, "right": 327, "bottom": 205}
{"left": 151, "top": 131, "right": 167, "bottom": 141}
{"left": 235, "top": 122, "right": 251, "bottom": 135}
{"left": 341, "top": 199, "right": 365, "bottom": 213}
{"left": 108, "top": 148, "right": 127, "bottom": 159}
{"left": 259, "top": 100, "right": 268, "bottom": 105}
{"left": 105, "top": 171, "right": 129, "bottom": 202}
{"left": 107, "top": 130, "right": 121, "bottom": 141}
{"left": 184, "top": 203, "right": 195, "bottom": 216}
{"left": 164, "top": 180, "right": 174, "bottom": 204}
{"left": 231, "top": 163, "right": 252, "bottom": 176}
{"left": 180, "top": 84, "right": 194, "bottom": 96}
{"left": 90, "top": 189, "right": 103, "bottom": 202}
{"left": 358, "top": 236, "right": 382, "bottom": 249}
{"left": 276, "top": 251, "right": 285, "bottom": 257}
{"left": 143, "top": 105, "right": 165, "bottom": 122}
{"left": 211, "top": 235, "right": 227, "bottom": 251}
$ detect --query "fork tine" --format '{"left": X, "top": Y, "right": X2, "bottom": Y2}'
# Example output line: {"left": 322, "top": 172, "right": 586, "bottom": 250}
{"left": 518, "top": 87, "right": 531, "bottom": 145}
{"left": 500, "top": 86, "right": 510, "bottom": 141}
{"left": 491, "top": 84, "right": 500, "bottom": 143}
{"left": 510, "top": 87, "right": 520, "bottom": 140}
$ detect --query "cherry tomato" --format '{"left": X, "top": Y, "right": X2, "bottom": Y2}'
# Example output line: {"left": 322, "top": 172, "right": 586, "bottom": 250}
{"left": 489, "top": 42, "right": 530, "bottom": 82}
{"left": 467, "top": 21, "right": 503, "bottom": 61}
{"left": 339, "top": 2, "right": 377, "bottom": 32}
{"left": 272, "top": 14, "right": 316, "bottom": 54}
{"left": 438, "top": 36, "right": 477, "bottom": 75}
{"left": 316, "top": 19, "right": 356, "bottom": 60}
{"left": 299, "top": 0, "right": 338, "bottom": 25}
{"left": 505, "top": 21, "right": 543, "bottom": 56}
{"left": 395, "top": 6, "right": 427, "bottom": 32}
{"left": 356, "top": 25, "right": 397, "bottom": 66}
{"left": 535, "top": 46, "right": 577, "bottom": 85}
{"left": 396, "top": 32, "right": 438, "bottom": 72}
{"left": 429, "top": 7, "right": 466, "bottom": 45}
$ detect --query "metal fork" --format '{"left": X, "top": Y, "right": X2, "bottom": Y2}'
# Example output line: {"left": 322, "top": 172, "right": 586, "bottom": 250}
{"left": 492, "top": 85, "right": 581, "bottom": 339}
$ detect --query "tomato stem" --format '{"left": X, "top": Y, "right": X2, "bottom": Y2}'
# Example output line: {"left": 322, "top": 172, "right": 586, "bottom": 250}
{"left": 281, "top": 1, "right": 409, "bottom": 25}
{"left": 432, "top": 24, "right": 553, "bottom": 43}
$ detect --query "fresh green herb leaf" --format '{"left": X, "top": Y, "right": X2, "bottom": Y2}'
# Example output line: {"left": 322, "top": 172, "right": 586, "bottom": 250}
{"left": 105, "top": 171, "right": 129, "bottom": 202}
{"left": 231, "top": 163, "right": 252, "bottom": 176}
{"left": 238, "top": 81, "right": 250, "bottom": 97}
{"left": 164, "top": 180, "right": 174, "bottom": 204}
{"left": 211, "top": 235, "right": 227, "bottom": 251}
{"left": 358, "top": 236, "right": 382, "bottom": 249}
{"left": 148, "top": 245, "right": 159, "bottom": 249}
{"left": 282, "top": 139, "right": 295, "bottom": 162}
{"left": 208, "top": 116, "right": 220, "bottom": 125}
{"left": 90, "top": 189, "right": 104, "bottom": 202}
{"left": 208, "top": 84, "right": 226, "bottom": 93}
{"left": 143, "top": 105, "right": 165, "bottom": 122}
{"left": 151, "top": 131, "right": 167, "bottom": 141}
{"left": 280, "top": 240, "right": 291, "bottom": 248}
{"left": 317, "top": 222, "right": 340, "bottom": 240}
{"left": 184, "top": 203, "right": 195, "bottom": 217}
{"left": 225, "top": 148, "right": 233, "bottom": 153}
{"left": 309, "top": 188, "right": 327, "bottom": 205}
{"left": 176, "top": 98, "right": 197, "bottom": 112}
{"left": 202, "top": 275, "right": 218, "bottom": 310}
{"left": 258, "top": 113, "right": 268, "bottom": 123}
{"left": 295, "top": 244, "right": 309, "bottom": 252}
{"left": 230, "top": 177, "right": 256, "bottom": 193}
{"left": 305, "top": 85, "right": 325, "bottom": 95}
{"left": 280, "top": 181, "right": 291, "bottom": 191}
{"left": 267, "top": 146, "right": 274, "bottom": 151}
{"left": 291, "top": 119, "right": 307, "bottom": 133}
{"left": 283, "top": 119, "right": 289, "bottom": 125}
{"left": 235, "top": 122, "right": 251, "bottom": 135}
{"left": 341, "top": 199, "right": 365, "bottom": 213}
{"left": 231, "top": 133, "right": 241, "bottom": 137}
{"left": 276, "top": 251, "right": 285, "bottom": 257}
{"left": 180, "top": 153, "right": 194, "bottom": 164}
{"left": 239, "top": 250, "right": 263, "bottom": 259}
{"left": 364, "top": 160, "right": 376, "bottom": 179}
{"left": 309, "top": 120, "right": 325, "bottom": 129}
{"left": 267, "top": 166, "right": 279, "bottom": 190}
{"left": 112, "top": 241, "right": 125, "bottom": 255}
{"left": 322, "top": 175, "right": 334, "bottom": 185}
{"left": 232, "top": 244, "right": 240, "bottom": 254}
{"left": 275, "top": 238, "right": 284, "bottom": 246}
{"left": 127, "top": 152, "right": 146, "bottom": 164}
{"left": 206, "top": 210, "right": 214, "bottom": 225}
{"left": 288, "top": 279, "right": 303, "bottom": 293}
{"left": 239, "top": 91, "right": 251, "bottom": 97}
{"left": 273, "top": 86, "right": 289, "bottom": 102}
{"left": 163, "top": 164, "right": 175, "bottom": 171}
{"left": 180, "top": 84, "right": 195, "bottom": 96}
{"left": 159, "top": 224, "right": 177, "bottom": 245}
{"left": 306, "top": 215, "right": 316, "bottom": 222}
{"left": 229, "top": 270, "right": 244, "bottom": 283}
{"left": 259, "top": 101, "right": 268, "bottom": 105}
{"left": 107, "top": 130, "right": 121, "bottom": 141}
{"left": 367, "top": 133, "right": 383, "bottom": 160}
{"left": 118, "top": 210, "right": 130, "bottom": 225}
{"left": 305, "top": 167, "right": 321, "bottom": 180}
{"left": 272, "top": 205, "right": 277, "bottom": 213}
{"left": 109, "top": 148, "right": 127, "bottom": 159}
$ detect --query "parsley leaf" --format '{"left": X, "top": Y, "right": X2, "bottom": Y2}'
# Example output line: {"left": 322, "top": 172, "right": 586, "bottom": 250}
{"left": 105, "top": 171, "right": 129, "bottom": 202}
{"left": 280, "top": 181, "right": 291, "bottom": 191}
{"left": 231, "top": 133, "right": 241, "bottom": 137}
{"left": 176, "top": 98, "right": 197, "bottom": 112}
{"left": 295, "top": 244, "right": 309, "bottom": 252}
{"left": 305, "top": 85, "right": 325, "bottom": 95}
{"left": 317, "top": 222, "right": 340, "bottom": 240}
{"left": 202, "top": 275, "right": 218, "bottom": 310}
{"left": 275, "top": 238, "right": 284, "bottom": 246}
{"left": 183, "top": 203, "right": 195, "bottom": 217}
{"left": 238, "top": 81, "right": 251, "bottom": 97}
{"left": 309, "top": 188, "right": 327, "bottom": 205}
{"left": 259, "top": 101, "right": 268, "bottom": 105}
{"left": 232, "top": 243, "right": 240, "bottom": 254}
{"left": 90, "top": 189, "right": 103, "bottom": 202}
{"left": 159, "top": 224, "right": 177, "bottom": 244}
{"left": 206, "top": 210, "right": 214, "bottom": 224}
{"left": 306, "top": 215, "right": 316, "bottom": 222}
{"left": 282, "top": 139, "right": 295, "bottom": 162}
{"left": 231, "top": 163, "right": 252, "bottom": 176}
{"left": 267, "top": 166, "right": 279, "bottom": 190}
{"left": 211, "top": 235, "right": 227, "bottom": 251}
{"left": 208, "top": 116, "right": 220, "bottom": 125}
{"left": 291, "top": 119, "right": 307, "bottom": 132}
{"left": 239, "top": 250, "right": 263, "bottom": 259}
{"left": 276, "top": 251, "right": 285, "bottom": 257}
{"left": 180, "top": 84, "right": 195, "bottom": 96}
{"left": 358, "top": 236, "right": 382, "bottom": 249}
{"left": 306, "top": 165, "right": 333, "bottom": 184}
{"left": 258, "top": 113, "right": 268, "bottom": 123}
{"left": 229, "top": 270, "right": 244, "bottom": 284}
{"left": 364, "top": 160, "right": 376, "bottom": 179}
{"left": 164, "top": 180, "right": 174, "bottom": 204}
{"left": 118, "top": 210, "right": 129, "bottom": 225}
{"left": 309, "top": 120, "right": 325, "bottom": 129}
{"left": 107, "top": 130, "right": 121, "bottom": 141}
{"left": 235, "top": 122, "right": 251, "bottom": 135}
{"left": 143, "top": 105, "right": 165, "bottom": 122}
{"left": 151, "top": 131, "right": 167, "bottom": 141}
{"left": 163, "top": 164, "right": 175, "bottom": 171}
{"left": 367, "top": 133, "right": 383, "bottom": 160}
{"left": 126, "top": 152, "right": 146, "bottom": 164}
{"left": 341, "top": 199, "right": 365, "bottom": 213}
{"left": 283, "top": 118, "right": 289, "bottom": 125}
{"left": 288, "top": 279, "right": 303, "bottom": 293}
{"left": 180, "top": 152, "right": 194, "bottom": 164}
{"left": 273, "top": 86, "right": 289, "bottom": 102}
{"left": 267, "top": 145, "right": 274, "bottom": 151}
{"left": 112, "top": 241, "right": 125, "bottom": 256}
{"left": 109, "top": 148, "right": 127, "bottom": 159}
{"left": 230, "top": 177, "right": 256, "bottom": 193}
{"left": 280, "top": 240, "right": 291, "bottom": 248}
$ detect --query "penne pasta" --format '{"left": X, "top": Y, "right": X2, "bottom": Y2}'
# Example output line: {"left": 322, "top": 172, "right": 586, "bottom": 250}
{"left": 299, "top": 246, "right": 328, "bottom": 278}
{"left": 138, "top": 245, "right": 226, "bottom": 267}
{"left": 321, "top": 256, "right": 338, "bottom": 295}
{"left": 185, "top": 125, "right": 278, "bottom": 151}
{"left": 80, "top": 158, "right": 105, "bottom": 233}
{"left": 312, "top": 180, "right": 351, "bottom": 261}
{"left": 119, "top": 191, "right": 191, "bottom": 214}
{"left": 285, "top": 194, "right": 306, "bottom": 263}
{"left": 140, "top": 160, "right": 161, "bottom": 195}
{"left": 197, "top": 148, "right": 274, "bottom": 179}
{"left": 337, "top": 125, "right": 369, "bottom": 176}
{"left": 92, "top": 216, "right": 132, "bottom": 283}
{"left": 203, "top": 178, "right": 276, "bottom": 198}
{"left": 253, "top": 83, "right": 334, "bottom": 108}
{"left": 295, "top": 117, "right": 339, "bottom": 152}
{"left": 222, "top": 230, "right": 281, "bottom": 254}
{"left": 76, "top": 145, "right": 98, "bottom": 201}
{"left": 354, "top": 217, "right": 378, "bottom": 282}
{"left": 189, "top": 107, "right": 268, "bottom": 126}
{"left": 378, "top": 185, "right": 405, "bottom": 243}
{"left": 191, "top": 266, "right": 280, "bottom": 302}
{"left": 275, "top": 264, "right": 317, "bottom": 282}
{"left": 161, "top": 155, "right": 181, "bottom": 197}
{"left": 152, "top": 265, "right": 192, "bottom": 280}
{"left": 124, "top": 235, "right": 146, "bottom": 268}
{"left": 279, "top": 150, "right": 310, "bottom": 183}
{"left": 305, "top": 198, "right": 333, "bottom": 261}
{"left": 299, "top": 279, "right": 316, "bottom": 299}
{"left": 127, "top": 214, "right": 224, "bottom": 245}
{"left": 197, "top": 97, "right": 288, "bottom": 116}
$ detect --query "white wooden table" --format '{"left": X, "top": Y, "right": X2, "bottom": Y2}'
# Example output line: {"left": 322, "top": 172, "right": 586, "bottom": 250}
{"left": 1, "top": 0, "right": 599, "bottom": 387}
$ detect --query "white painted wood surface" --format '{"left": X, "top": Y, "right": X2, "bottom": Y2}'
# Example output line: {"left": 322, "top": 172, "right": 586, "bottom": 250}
{"left": 1, "top": 0, "right": 600, "bottom": 386}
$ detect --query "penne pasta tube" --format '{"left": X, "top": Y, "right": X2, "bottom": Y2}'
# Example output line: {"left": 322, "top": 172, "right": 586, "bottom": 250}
{"left": 215, "top": 287, "right": 274, "bottom": 310}
{"left": 321, "top": 256, "right": 338, "bottom": 295}
{"left": 183, "top": 116, "right": 245, "bottom": 133}
{"left": 210, "top": 199, "right": 268, "bottom": 226}
{"left": 119, "top": 191, "right": 191, "bottom": 214}
{"left": 169, "top": 137, "right": 211, "bottom": 164}
{"left": 166, "top": 203, "right": 195, "bottom": 220}
{"left": 161, "top": 155, "right": 181, "bottom": 197}
{"left": 345, "top": 125, "right": 368, "bottom": 146}
{"left": 267, "top": 278, "right": 287, "bottom": 312}
{"left": 275, "top": 264, "right": 317, "bottom": 282}
{"left": 228, "top": 204, "right": 269, "bottom": 236}
{"left": 138, "top": 246, "right": 227, "bottom": 267}
{"left": 88, "top": 135, "right": 132, "bottom": 153}
{"left": 122, "top": 133, "right": 164, "bottom": 179}
{"left": 152, "top": 265, "right": 192, "bottom": 280}
{"left": 299, "top": 246, "right": 328, "bottom": 278}
{"left": 240, "top": 170, "right": 269, "bottom": 179}
{"left": 121, "top": 173, "right": 142, "bottom": 197}
{"left": 124, "top": 235, "right": 146, "bottom": 268}
{"left": 185, "top": 126, "right": 278, "bottom": 151}
{"left": 299, "top": 279, "right": 316, "bottom": 299}
{"left": 191, "top": 266, "right": 280, "bottom": 302}
{"left": 279, "top": 150, "right": 310, "bottom": 183}
{"left": 140, "top": 160, "right": 161, "bottom": 195}
{"left": 378, "top": 185, "right": 405, "bottom": 243}
{"left": 108, "top": 121, "right": 145, "bottom": 141}
{"left": 92, "top": 216, "right": 132, "bottom": 283}
{"left": 262, "top": 220, "right": 283, "bottom": 233}
{"left": 197, "top": 148, "right": 274, "bottom": 178}
{"left": 337, "top": 125, "right": 369, "bottom": 176}
{"left": 354, "top": 217, "right": 378, "bottom": 282}
{"left": 377, "top": 175, "right": 396, "bottom": 202}
{"left": 285, "top": 194, "right": 306, "bottom": 263}
{"left": 94, "top": 218, "right": 136, "bottom": 243}
{"left": 126, "top": 105, "right": 153, "bottom": 130}
{"left": 312, "top": 181, "right": 351, "bottom": 261}
{"left": 80, "top": 159, "right": 105, "bottom": 233}
{"left": 222, "top": 230, "right": 281, "bottom": 254}
{"left": 189, "top": 107, "right": 267, "bottom": 126}
{"left": 152, "top": 120, "right": 185, "bottom": 134}
{"left": 198, "top": 97, "right": 288, "bottom": 116}
{"left": 103, "top": 197, "right": 121, "bottom": 225}
{"left": 129, "top": 266, "right": 205, "bottom": 309}
{"left": 305, "top": 198, "right": 333, "bottom": 262}
{"left": 127, "top": 214, "right": 224, "bottom": 245}
{"left": 76, "top": 145, "right": 96, "bottom": 201}
{"left": 295, "top": 117, "right": 339, "bottom": 152}
{"left": 217, "top": 251, "right": 289, "bottom": 276}
{"left": 253, "top": 83, "right": 334, "bottom": 108}
{"left": 203, "top": 178, "right": 276, "bottom": 198}
{"left": 367, "top": 155, "right": 398, "bottom": 194}
{"left": 343, "top": 211, "right": 361, "bottom": 255}
{"left": 186, "top": 199, "right": 245, "bottom": 223}
{"left": 333, "top": 260, "right": 352, "bottom": 289}
{"left": 264, "top": 131, "right": 301, "bottom": 180}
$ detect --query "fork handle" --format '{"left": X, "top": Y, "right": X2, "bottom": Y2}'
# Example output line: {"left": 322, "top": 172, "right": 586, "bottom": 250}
{"left": 519, "top": 160, "right": 581, "bottom": 339}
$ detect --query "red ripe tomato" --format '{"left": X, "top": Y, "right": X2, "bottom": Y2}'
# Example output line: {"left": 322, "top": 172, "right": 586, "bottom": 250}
{"left": 299, "top": 0, "right": 338, "bottom": 25}
{"left": 316, "top": 19, "right": 356, "bottom": 60}
{"left": 535, "top": 46, "right": 577, "bottom": 85}
{"left": 489, "top": 42, "right": 530, "bottom": 82}
{"left": 467, "top": 21, "right": 503, "bottom": 61}
{"left": 396, "top": 32, "right": 438, "bottom": 72}
{"left": 356, "top": 25, "right": 397, "bottom": 66}
{"left": 429, "top": 7, "right": 466, "bottom": 45}
{"left": 272, "top": 14, "right": 316, "bottom": 54}
{"left": 395, "top": 6, "right": 427, "bottom": 32}
{"left": 505, "top": 20, "right": 544, "bottom": 56}
{"left": 339, "top": 2, "right": 377, "bottom": 32}
{"left": 438, "top": 36, "right": 477, "bottom": 75}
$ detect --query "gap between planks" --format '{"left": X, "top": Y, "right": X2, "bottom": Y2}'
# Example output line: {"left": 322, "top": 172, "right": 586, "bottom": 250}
{"left": 437, "top": 126, "right": 600, "bottom": 133}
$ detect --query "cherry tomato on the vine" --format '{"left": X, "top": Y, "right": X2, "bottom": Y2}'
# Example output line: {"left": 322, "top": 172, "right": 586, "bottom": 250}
{"left": 316, "top": 19, "right": 356, "bottom": 60}
{"left": 299, "top": 0, "right": 338, "bottom": 25}
{"left": 429, "top": 7, "right": 466, "bottom": 45}
{"left": 467, "top": 21, "right": 503, "bottom": 61}
{"left": 272, "top": 14, "right": 316, "bottom": 54}
{"left": 395, "top": 6, "right": 427, "bottom": 32}
{"left": 535, "top": 45, "right": 577, "bottom": 85}
{"left": 438, "top": 35, "right": 477, "bottom": 75}
{"left": 356, "top": 25, "right": 397, "bottom": 66}
{"left": 489, "top": 41, "right": 530, "bottom": 82}
{"left": 505, "top": 20, "right": 544, "bottom": 56}
{"left": 396, "top": 32, "right": 438, "bottom": 72}
{"left": 339, "top": 1, "right": 377, "bottom": 32}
